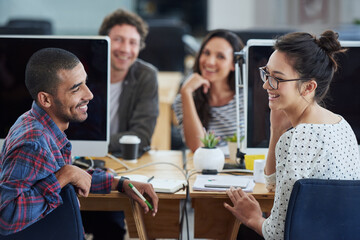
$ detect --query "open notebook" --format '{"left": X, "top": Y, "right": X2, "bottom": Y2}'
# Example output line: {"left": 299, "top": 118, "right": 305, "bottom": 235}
{"left": 120, "top": 174, "right": 187, "bottom": 193}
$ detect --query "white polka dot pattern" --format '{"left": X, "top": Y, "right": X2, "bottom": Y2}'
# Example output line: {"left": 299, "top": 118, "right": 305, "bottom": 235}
{"left": 262, "top": 117, "right": 360, "bottom": 240}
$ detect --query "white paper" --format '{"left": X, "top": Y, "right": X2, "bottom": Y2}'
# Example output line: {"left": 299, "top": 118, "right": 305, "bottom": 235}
{"left": 121, "top": 174, "right": 187, "bottom": 193}
{"left": 193, "top": 175, "right": 255, "bottom": 192}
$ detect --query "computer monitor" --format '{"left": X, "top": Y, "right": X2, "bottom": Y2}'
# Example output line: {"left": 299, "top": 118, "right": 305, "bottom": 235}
{"left": 244, "top": 39, "right": 360, "bottom": 155}
{"left": 0, "top": 35, "right": 110, "bottom": 157}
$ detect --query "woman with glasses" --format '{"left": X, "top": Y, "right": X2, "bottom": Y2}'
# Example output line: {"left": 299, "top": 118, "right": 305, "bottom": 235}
{"left": 224, "top": 30, "right": 360, "bottom": 239}
{"left": 173, "top": 29, "right": 245, "bottom": 152}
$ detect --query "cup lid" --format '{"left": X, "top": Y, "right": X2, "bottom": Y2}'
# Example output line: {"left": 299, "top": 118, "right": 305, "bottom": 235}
{"left": 119, "top": 135, "right": 141, "bottom": 144}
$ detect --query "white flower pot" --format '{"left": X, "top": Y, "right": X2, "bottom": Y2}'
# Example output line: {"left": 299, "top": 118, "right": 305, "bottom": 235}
{"left": 227, "top": 141, "right": 238, "bottom": 163}
{"left": 193, "top": 147, "right": 225, "bottom": 172}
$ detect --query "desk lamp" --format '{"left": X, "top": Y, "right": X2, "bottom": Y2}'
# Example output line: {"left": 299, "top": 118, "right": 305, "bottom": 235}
{"left": 234, "top": 51, "right": 246, "bottom": 169}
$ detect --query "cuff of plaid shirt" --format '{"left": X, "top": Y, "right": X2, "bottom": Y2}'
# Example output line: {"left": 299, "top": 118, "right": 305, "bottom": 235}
{"left": 34, "top": 173, "right": 63, "bottom": 209}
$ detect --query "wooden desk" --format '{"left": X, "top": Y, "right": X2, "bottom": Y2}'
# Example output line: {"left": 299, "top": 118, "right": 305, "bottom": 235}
{"left": 79, "top": 150, "right": 186, "bottom": 239}
{"left": 187, "top": 155, "right": 275, "bottom": 240}
{"left": 151, "top": 72, "right": 182, "bottom": 150}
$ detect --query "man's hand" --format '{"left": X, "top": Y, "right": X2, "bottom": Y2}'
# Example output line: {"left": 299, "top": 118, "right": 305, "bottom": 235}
{"left": 55, "top": 165, "right": 92, "bottom": 197}
{"left": 123, "top": 180, "right": 159, "bottom": 217}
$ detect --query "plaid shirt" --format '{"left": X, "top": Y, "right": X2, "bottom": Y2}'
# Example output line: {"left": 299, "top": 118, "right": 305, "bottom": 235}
{"left": 0, "top": 102, "right": 113, "bottom": 235}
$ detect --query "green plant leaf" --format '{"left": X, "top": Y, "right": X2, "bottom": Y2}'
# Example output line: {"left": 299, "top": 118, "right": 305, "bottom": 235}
{"left": 200, "top": 130, "right": 219, "bottom": 148}
{"left": 224, "top": 132, "right": 245, "bottom": 143}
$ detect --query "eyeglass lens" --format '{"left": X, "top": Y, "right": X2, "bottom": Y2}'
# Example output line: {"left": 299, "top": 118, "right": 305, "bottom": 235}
{"left": 260, "top": 68, "right": 277, "bottom": 89}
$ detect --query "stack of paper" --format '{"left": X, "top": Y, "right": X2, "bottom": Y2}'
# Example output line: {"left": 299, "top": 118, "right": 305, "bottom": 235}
{"left": 193, "top": 175, "right": 255, "bottom": 192}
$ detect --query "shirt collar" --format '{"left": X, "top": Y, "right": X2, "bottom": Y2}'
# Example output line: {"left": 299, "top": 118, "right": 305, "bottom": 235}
{"left": 30, "top": 101, "right": 70, "bottom": 150}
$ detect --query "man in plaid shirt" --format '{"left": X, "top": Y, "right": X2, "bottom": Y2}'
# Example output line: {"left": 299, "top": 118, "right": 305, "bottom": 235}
{"left": 0, "top": 48, "right": 158, "bottom": 236}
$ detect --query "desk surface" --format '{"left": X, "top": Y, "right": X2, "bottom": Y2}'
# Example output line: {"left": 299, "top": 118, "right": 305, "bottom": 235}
{"left": 106, "top": 150, "right": 186, "bottom": 198}
{"left": 79, "top": 150, "right": 186, "bottom": 239}
{"left": 80, "top": 150, "right": 274, "bottom": 240}
{"left": 186, "top": 153, "right": 274, "bottom": 239}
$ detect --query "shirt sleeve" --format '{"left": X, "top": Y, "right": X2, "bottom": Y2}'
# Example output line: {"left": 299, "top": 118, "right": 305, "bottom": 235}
{"left": 264, "top": 172, "right": 276, "bottom": 192}
{"left": 0, "top": 143, "right": 62, "bottom": 235}
{"left": 88, "top": 169, "right": 114, "bottom": 194}
{"left": 262, "top": 129, "right": 316, "bottom": 239}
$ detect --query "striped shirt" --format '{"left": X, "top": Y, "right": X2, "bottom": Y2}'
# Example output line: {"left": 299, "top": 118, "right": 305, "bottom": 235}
{"left": 0, "top": 102, "right": 113, "bottom": 235}
{"left": 173, "top": 91, "right": 245, "bottom": 147}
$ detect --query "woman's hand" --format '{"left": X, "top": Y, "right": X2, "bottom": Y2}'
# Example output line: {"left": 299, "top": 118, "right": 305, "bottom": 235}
{"left": 180, "top": 73, "right": 210, "bottom": 95}
{"left": 224, "top": 187, "right": 265, "bottom": 236}
{"left": 270, "top": 109, "right": 292, "bottom": 136}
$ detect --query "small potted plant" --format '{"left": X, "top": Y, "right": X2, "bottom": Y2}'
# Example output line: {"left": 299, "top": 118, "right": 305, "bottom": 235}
{"left": 225, "top": 133, "right": 245, "bottom": 162}
{"left": 193, "top": 131, "right": 225, "bottom": 172}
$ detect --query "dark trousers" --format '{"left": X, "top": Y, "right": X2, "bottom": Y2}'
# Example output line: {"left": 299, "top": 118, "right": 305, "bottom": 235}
{"left": 81, "top": 211, "right": 126, "bottom": 240}
{"left": 237, "top": 224, "right": 265, "bottom": 240}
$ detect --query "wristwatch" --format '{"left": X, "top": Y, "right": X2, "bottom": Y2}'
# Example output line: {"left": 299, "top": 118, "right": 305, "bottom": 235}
{"left": 116, "top": 176, "right": 130, "bottom": 193}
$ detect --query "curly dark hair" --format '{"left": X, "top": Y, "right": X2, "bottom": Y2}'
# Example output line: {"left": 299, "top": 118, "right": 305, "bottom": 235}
{"left": 99, "top": 8, "right": 148, "bottom": 50}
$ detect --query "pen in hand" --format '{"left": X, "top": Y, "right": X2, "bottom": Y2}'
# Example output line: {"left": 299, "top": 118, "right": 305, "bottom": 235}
{"left": 147, "top": 176, "right": 154, "bottom": 183}
{"left": 128, "top": 183, "right": 154, "bottom": 211}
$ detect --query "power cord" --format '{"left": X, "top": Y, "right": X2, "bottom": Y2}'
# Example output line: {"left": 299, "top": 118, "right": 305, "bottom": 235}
{"left": 107, "top": 153, "right": 131, "bottom": 170}
{"left": 115, "top": 161, "right": 188, "bottom": 180}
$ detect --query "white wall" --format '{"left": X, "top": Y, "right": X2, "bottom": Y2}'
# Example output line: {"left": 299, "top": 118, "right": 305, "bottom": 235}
{"left": 207, "top": 0, "right": 360, "bottom": 34}
{"left": 0, "top": 0, "right": 133, "bottom": 35}
{"left": 207, "top": 0, "right": 254, "bottom": 30}
{"left": 1, "top": 0, "right": 360, "bottom": 36}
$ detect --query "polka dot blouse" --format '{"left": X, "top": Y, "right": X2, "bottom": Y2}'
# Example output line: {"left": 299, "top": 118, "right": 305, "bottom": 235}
{"left": 262, "top": 117, "right": 360, "bottom": 240}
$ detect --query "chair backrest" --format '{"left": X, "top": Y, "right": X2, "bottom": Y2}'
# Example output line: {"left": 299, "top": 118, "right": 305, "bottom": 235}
{"left": 0, "top": 18, "right": 53, "bottom": 35}
{"left": 138, "top": 19, "right": 190, "bottom": 72}
{"left": 284, "top": 178, "right": 360, "bottom": 240}
{"left": 0, "top": 184, "right": 84, "bottom": 240}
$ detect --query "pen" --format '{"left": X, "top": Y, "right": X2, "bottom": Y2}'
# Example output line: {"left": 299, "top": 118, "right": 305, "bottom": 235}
{"left": 128, "top": 183, "right": 153, "bottom": 210}
{"left": 147, "top": 176, "right": 154, "bottom": 183}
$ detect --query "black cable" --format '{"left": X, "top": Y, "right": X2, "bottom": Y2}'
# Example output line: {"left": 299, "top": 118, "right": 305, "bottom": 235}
{"left": 179, "top": 148, "right": 190, "bottom": 240}
{"left": 179, "top": 183, "right": 190, "bottom": 240}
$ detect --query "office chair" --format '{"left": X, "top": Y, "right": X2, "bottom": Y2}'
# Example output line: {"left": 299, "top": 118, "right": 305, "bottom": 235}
{"left": 284, "top": 178, "right": 360, "bottom": 240}
{"left": 0, "top": 184, "right": 84, "bottom": 240}
{"left": 138, "top": 19, "right": 191, "bottom": 72}
{"left": 0, "top": 18, "right": 53, "bottom": 35}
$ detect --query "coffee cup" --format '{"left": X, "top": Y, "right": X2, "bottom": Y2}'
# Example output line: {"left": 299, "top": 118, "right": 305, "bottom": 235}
{"left": 119, "top": 135, "right": 141, "bottom": 162}
{"left": 253, "top": 159, "right": 266, "bottom": 183}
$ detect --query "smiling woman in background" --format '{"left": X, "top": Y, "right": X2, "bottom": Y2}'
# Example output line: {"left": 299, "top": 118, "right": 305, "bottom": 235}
{"left": 224, "top": 30, "right": 360, "bottom": 240}
{"left": 173, "top": 29, "right": 245, "bottom": 152}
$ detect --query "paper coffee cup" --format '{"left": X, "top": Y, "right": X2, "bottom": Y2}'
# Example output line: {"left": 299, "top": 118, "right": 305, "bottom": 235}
{"left": 253, "top": 159, "right": 266, "bottom": 183}
{"left": 119, "top": 135, "right": 141, "bottom": 162}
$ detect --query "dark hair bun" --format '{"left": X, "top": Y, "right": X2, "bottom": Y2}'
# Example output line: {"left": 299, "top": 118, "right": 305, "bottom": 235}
{"left": 317, "top": 30, "right": 342, "bottom": 55}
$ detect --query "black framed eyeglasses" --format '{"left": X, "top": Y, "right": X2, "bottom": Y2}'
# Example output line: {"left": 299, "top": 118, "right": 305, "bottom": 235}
{"left": 259, "top": 66, "right": 311, "bottom": 90}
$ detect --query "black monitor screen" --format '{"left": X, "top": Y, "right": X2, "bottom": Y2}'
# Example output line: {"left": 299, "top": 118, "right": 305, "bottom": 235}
{"left": 0, "top": 36, "right": 109, "bottom": 143}
{"left": 246, "top": 40, "right": 360, "bottom": 149}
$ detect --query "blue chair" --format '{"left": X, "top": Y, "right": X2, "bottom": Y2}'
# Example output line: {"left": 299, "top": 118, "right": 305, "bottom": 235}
{"left": 284, "top": 178, "right": 360, "bottom": 240}
{"left": 0, "top": 184, "right": 84, "bottom": 240}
